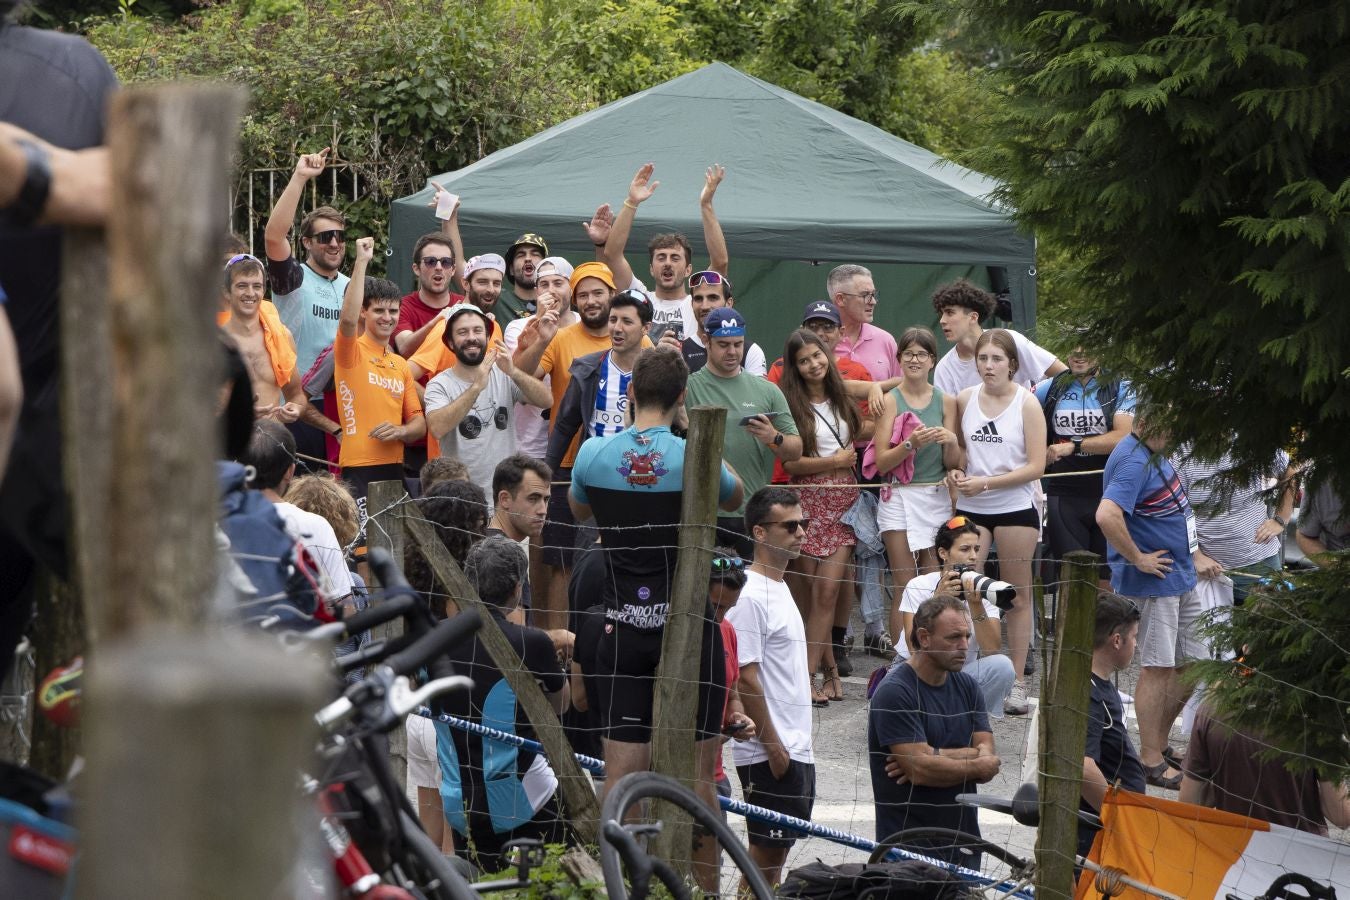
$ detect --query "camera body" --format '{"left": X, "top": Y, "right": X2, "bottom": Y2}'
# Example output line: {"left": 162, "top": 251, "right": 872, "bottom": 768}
{"left": 951, "top": 564, "right": 1016, "bottom": 611}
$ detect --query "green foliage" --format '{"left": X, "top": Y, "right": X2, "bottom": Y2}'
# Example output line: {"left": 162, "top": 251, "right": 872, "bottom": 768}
{"left": 78, "top": 0, "right": 987, "bottom": 275}
{"left": 948, "top": 0, "right": 1350, "bottom": 492}
{"left": 479, "top": 843, "right": 607, "bottom": 900}
{"left": 1189, "top": 560, "right": 1350, "bottom": 784}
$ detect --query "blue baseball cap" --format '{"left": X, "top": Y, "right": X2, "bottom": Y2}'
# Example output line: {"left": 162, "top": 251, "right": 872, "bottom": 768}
{"left": 801, "top": 299, "right": 841, "bottom": 326}
{"left": 704, "top": 307, "right": 747, "bottom": 337}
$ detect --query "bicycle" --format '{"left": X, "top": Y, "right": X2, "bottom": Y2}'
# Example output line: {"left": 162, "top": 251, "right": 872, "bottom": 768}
{"left": 599, "top": 771, "right": 774, "bottom": 900}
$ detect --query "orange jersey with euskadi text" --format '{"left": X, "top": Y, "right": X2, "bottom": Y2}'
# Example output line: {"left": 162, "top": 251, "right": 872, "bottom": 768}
{"left": 334, "top": 330, "right": 423, "bottom": 468}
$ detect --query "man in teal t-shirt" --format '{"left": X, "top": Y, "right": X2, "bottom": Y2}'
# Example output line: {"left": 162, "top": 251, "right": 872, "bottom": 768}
{"left": 685, "top": 308, "right": 802, "bottom": 556}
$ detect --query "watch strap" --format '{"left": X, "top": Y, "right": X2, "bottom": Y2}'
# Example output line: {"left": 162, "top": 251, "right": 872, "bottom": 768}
{"left": 4, "top": 139, "right": 52, "bottom": 228}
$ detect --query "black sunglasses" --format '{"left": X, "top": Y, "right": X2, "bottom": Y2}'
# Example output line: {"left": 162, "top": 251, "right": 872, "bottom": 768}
{"left": 419, "top": 256, "right": 455, "bottom": 269}
{"left": 308, "top": 229, "right": 347, "bottom": 245}
{"left": 765, "top": 518, "right": 811, "bottom": 535}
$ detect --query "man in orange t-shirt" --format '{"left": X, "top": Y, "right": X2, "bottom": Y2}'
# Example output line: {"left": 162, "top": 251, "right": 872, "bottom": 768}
{"left": 335, "top": 237, "right": 426, "bottom": 527}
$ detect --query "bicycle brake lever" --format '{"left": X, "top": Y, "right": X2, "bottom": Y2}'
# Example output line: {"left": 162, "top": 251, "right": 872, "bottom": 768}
{"left": 279, "top": 621, "right": 348, "bottom": 648}
{"left": 389, "top": 675, "right": 474, "bottom": 719}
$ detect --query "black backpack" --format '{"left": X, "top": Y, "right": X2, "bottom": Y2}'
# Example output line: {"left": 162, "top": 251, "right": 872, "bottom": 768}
{"left": 777, "top": 859, "right": 974, "bottom": 900}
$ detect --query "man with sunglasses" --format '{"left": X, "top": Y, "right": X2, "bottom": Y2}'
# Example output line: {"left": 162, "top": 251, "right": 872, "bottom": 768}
{"left": 393, "top": 232, "right": 465, "bottom": 357}
{"left": 681, "top": 270, "right": 767, "bottom": 376}
{"left": 596, "top": 163, "right": 730, "bottom": 344}
{"left": 264, "top": 148, "right": 353, "bottom": 378}
{"left": 827, "top": 264, "right": 902, "bottom": 389}
{"left": 723, "top": 486, "right": 816, "bottom": 888}
{"left": 424, "top": 304, "right": 550, "bottom": 513}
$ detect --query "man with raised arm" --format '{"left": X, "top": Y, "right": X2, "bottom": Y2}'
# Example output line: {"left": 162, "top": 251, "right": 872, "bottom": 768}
{"left": 405, "top": 253, "right": 507, "bottom": 386}
{"left": 263, "top": 147, "right": 351, "bottom": 377}
{"left": 869, "top": 595, "right": 1001, "bottom": 866}
{"left": 598, "top": 163, "right": 730, "bottom": 343}
{"left": 423, "top": 303, "right": 550, "bottom": 511}
{"left": 334, "top": 237, "right": 425, "bottom": 528}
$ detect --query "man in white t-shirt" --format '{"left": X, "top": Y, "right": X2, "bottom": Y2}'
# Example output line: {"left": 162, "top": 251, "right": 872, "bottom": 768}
{"left": 238, "top": 420, "right": 352, "bottom": 610}
{"left": 424, "top": 304, "right": 551, "bottom": 512}
{"left": 595, "top": 162, "right": 731, "bottom": 344}
{"left": 932, "top": 278, "right": 1065, "bottom": 396}
{"left": 503, "top": 257, "right": 576, "bottom": 458}
{"left": 724, "top": 486, "right": 816, "bottom": 888}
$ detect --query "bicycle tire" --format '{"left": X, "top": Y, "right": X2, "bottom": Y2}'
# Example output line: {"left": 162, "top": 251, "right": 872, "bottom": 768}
{"left": 389, "top": 809, "right": 480, "bottom": 900}
{"left": 869, "top": 826, "right": 1031, "bottom": 874}
{"left": 599, "top": 771, "right": 774, "bottom": 900}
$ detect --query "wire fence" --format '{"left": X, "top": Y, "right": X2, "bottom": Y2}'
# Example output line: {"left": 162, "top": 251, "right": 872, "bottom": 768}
{"left": 246, "top": 482, "right": 1350, "bottom": 897}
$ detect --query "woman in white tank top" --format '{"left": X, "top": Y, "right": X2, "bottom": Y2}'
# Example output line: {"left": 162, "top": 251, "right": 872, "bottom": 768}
{"left": 949, "top": 329, "right": 1047, "bottom": 715}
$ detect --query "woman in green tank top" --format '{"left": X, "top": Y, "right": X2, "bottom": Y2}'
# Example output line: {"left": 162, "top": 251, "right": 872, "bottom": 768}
{"left": 870, "top": 327, "right": 963, "bottom": 643}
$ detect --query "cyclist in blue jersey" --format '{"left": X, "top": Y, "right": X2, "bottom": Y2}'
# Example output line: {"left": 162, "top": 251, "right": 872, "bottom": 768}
{"left": 569, "top": 347, "right": 742, "bottom": 894}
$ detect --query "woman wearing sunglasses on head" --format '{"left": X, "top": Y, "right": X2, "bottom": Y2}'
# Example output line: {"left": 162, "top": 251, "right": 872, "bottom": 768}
{"left": 885, "top": 517, "right": 1016, "bottom": 718}
{"left": 949, "top": 329, "right": 1047, "bottom": 716}
{"left": 778, "top": 329, "right": 870, "bottom": 706}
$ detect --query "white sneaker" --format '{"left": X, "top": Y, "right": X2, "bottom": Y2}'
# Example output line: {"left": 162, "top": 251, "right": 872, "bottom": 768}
{"left": 1004, "top": 680, "right": 1030, "bottom": 716}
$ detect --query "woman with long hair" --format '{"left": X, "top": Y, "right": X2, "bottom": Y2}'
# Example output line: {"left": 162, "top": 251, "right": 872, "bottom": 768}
{"left": 870, "top": 326, "right": 961, "bottom": 644}
{"left": 950, "top": 328, "right": 1047, "bottom": 716}
{"left": 779, "top": 328, "right": 864, "bottom": 705}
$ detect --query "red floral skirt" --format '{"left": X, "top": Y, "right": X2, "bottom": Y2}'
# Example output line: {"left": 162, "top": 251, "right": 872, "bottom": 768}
{"left": 790, "top": 471, "right": 858, "bottom": 558}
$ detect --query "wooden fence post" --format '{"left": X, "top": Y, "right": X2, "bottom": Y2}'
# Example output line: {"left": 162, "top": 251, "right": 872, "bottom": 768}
{"left": 1035, "top": 550, "right": 1099, "bottom": 899}
{"left": 75, "top": 84, "right": 327, "bottom": 898}
{"left": 367, "top": 479, "right": 410, "bottom": 788}
{"left": 402, "top": 513, "right": 602, "bottom": 845}
{"left": 650, "top": 406, "right": 725, "bottom": 874}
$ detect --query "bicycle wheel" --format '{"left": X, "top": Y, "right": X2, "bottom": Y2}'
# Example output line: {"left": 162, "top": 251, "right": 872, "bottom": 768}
{"left": 869, "top": 827, "right": 1034, "bottom": 897}
{"left": 387, "top": 809, "right": 480, "bottom": 900}
{"left": 600, "top": 771, "right": 773, "bottom": 900}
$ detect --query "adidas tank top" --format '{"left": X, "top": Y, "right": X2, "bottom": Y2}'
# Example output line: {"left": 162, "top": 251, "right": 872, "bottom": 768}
{"left": 959, "top": 383, "right": 1035, "bottom": 515}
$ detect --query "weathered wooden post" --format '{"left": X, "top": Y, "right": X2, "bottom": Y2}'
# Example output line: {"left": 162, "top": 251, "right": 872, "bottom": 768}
{"left": 75, "top": 84, "right": 327, "bottom": 899}
{"left": 1035, "top": 550, "right": 1099, "bottom": 899}
{"left": 650, "top": 406, "right": 725, "bottom": 875}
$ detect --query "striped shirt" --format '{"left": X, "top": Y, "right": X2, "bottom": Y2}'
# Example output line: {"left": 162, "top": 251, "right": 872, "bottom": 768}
{"left": 1173, "top": 447, "right": 1287, "bottom": 569}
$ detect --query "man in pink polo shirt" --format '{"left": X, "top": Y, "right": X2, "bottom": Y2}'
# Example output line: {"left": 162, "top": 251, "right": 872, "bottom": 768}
{"left": 825, "top": 264, "right": 901, "bottom": 668}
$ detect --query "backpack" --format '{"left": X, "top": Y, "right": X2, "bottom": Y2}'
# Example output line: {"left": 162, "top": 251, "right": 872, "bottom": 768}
{"left": 217, "top": 461, "right": 325, "bottom": 628}
{"left": 1040, "top": 370, "right": 1121, "bottom": 444}
{"left": 778, "top": 859, "right": 974, "bottom": 900}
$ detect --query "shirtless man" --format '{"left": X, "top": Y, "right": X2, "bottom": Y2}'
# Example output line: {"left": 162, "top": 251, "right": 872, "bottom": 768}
{"left": 218, "top": 254, "right": 318, "bottom": 426}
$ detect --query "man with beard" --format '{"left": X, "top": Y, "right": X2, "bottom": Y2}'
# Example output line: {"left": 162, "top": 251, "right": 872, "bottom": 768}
{"left": 407, "top": 253, "right": 506, "bottom": 384}
{"left": 869, "top": 595, "right": 1001, "bottom": 866}
{"left": 598, "top": 163, "right": 729, "bottom": 343}
{"left": 681, "top": 271, "right": 767, "bottom": 376}
{"left": 423, "top": 304, "right": 550, "bottom": 512}
{"left": 334, "top": 238, "right": 425, "bottom": 528}
{"left": 513, "top": 262, "right": 652, "bottom": 630}
{"left": 393, "top": 231, "right": 465, "bottom": 357}
{"left": 500, "top": 232, "right": 548, "bottom": 322}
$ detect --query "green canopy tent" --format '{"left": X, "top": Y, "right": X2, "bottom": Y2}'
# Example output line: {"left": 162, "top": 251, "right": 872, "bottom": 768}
{"left": 389, "top": 62, "right": 1037, "bottom": 360}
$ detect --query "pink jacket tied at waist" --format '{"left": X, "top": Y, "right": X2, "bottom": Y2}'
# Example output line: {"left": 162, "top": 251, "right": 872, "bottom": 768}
{"left": 862, "top": 411, "right": 922, "bottom": 483}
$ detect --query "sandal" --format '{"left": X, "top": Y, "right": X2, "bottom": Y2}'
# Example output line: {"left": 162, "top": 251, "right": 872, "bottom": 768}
{"left": 810, "top": 674, "right": 829, "bottom": 708}
{"left": 1143, "top": 758, "right": 1183, "bottom": 790}
{"left": 822, "top": 664, "right": 844, "bottom": 702}
{"left": 1162, "top": 745, "right": 1185, "bottom": 770}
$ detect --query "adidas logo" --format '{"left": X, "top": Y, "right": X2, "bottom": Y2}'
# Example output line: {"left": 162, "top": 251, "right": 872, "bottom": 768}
{"left": 970, "top": 421, "right": 1003, "bottom": 444}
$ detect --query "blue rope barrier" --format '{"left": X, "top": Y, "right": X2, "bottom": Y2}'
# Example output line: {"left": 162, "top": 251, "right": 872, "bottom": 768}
{"left": 414, "top": 707, "right": 1034, "bottom": 898}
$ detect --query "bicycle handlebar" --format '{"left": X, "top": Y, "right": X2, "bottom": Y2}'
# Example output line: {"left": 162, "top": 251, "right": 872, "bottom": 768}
{"left": 384, "top": 609, "right": 482, "bottom": 679}
{"left": 341, "top": 593, "right": 417, "bottom": 637}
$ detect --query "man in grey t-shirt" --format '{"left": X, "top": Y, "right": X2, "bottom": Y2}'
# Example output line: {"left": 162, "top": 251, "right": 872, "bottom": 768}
{"left": 423, "top": 305, "right": 550, "bottom": 510}
{"left": 1297, "top": 478, "right": 1350, "bottom": 558}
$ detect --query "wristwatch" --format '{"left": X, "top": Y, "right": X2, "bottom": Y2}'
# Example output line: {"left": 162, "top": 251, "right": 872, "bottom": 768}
{"left": 3, "top": 139, "right": 52, "bottom": 227}
{"left": 1071, "top": 436, "right": 1084, "bottom": 455}
{"left": 902, "top": 439, "right": 914, "bottom": 452}
{"left": 772, "top": 432, "right": 784, "bottom": 447}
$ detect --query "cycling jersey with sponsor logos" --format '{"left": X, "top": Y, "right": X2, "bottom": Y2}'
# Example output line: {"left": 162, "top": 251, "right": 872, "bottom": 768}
{"left": 333, "top": 330, "right": 422, "bottom": 468}
{"left": 1034, "top": 375, "right": 1137, "bottom": 497}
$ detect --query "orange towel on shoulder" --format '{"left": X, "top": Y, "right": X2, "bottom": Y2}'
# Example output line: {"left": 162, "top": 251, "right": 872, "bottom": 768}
{"left": 220, "top": 301, "right": 296, "bottom": 386}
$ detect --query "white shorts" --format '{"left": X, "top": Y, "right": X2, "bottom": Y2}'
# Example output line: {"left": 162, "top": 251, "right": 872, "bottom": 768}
{"left": 876, "top": 483, "right": 955, "bottom": 551}
{"left": 1136, "top": 590, "right": 1207, "bottom": 667}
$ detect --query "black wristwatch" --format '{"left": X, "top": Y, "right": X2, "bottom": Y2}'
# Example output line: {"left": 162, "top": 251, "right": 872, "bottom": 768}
{"left": 1071, "top": 436, "right": 1084, "bottom": 455}
{"left": 772, "top": 432, "right": 784, "bottom": 447}
{"left": 3, "top": 139, "right": 52, "bottom": 227}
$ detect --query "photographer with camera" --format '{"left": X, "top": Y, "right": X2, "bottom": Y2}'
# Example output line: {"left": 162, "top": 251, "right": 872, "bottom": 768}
{"left": 885, "top": 516, "right": 1017, "bottom": 719}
